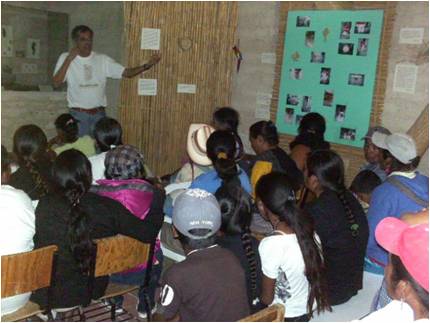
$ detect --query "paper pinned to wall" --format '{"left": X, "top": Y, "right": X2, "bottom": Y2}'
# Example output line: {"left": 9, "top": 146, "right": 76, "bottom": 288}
{"left": 1, "top": 25, "right": 13, "bottom": 57}
{"left": 399, "top": 28, "right": 424, "bottom": 45}
{"left": 261, "top": 52, "right": 276, "bottom": 64}
{"left": 141, "top": 28, "right": 160, "bottom": 50}
{"left": 393, "top": 63, "right": 418, "bottom": 94}
{"left": 138, "top": 78, "right": 157, "bottom": 96}
{"left": 177, "top": 83, "right": 197, "bottom": 94}
{"left": 255, "top": 92, "right": 272, "bottom": 119}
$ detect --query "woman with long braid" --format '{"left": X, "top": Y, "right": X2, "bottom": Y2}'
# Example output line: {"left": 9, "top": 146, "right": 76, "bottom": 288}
{"left": 31, "top": 149, "right": 163, "bottom": 309}
{"left": 304, "top": 150, "right": 369, "bottom": 305}
{"left": 215, "top": 171, "right": 262, "bottom": 313}
{"left": 10, "top": 125, "right": 53, "bottom": 200}
{"left": 256, "top": 172, "right": 331, "bottom": 321}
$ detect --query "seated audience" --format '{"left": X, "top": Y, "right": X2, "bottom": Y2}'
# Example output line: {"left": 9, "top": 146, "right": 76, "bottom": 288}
{"left": 9, "top": 125, "right": 53, "bottom": 200}
{"left": 0, "top": 145, "right": 35, "bottom": 315}
{"left": 289, "top": 113, "right": 330, "bottom": 173}
{"left": 31, "top": 149, "right": 163, "bottom": 309}
{"left": 304, "top": 150, "right": 369, "bottom": 306}
{"left": 249, "top": 120, "right": 303, "bottom": 194}
{"left": 350, "top": 170, "right": 382, "bottom": 213}
{"left": 215, "top": 169, "right": 262, "bottom": 312}
{"left": 190, "top": 130, "right": 251, "bottom": 194}
{"left": 159, "top": 188, "right": 250, "bottom": 321}
{"left": 359, "top": 218, "right": 428, "bottom": 321}
{"left": 89, "top": 117, "right": 123, "bottom": 183}
{"left": 366, "top": 133, "right": 428, "bottom": 272}
{"left": 91, "top": 144, "right": 165, "bottom": 318}
{"left": 360, "top": 126, "right": 391, "bottom": 181}
{"left": 256, "top": 172, "right": 331, "bottom": 321}
{"left": 51, "top": 113, "right": 96, "bottom": 157}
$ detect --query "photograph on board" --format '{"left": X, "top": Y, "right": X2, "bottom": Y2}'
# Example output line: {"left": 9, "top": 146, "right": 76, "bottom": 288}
{"left": 320, "top": 68, "right": 331, "bottom": 84}
{"left": 285, "top": 108, "right": 295, "bottom": 124}
{"left": 340, "top": 127, "right": 356, "bottom": 140}
{"left": 286, "top": 94, "right": 300, "bottom": 105}
{"left": 323, "top": 90, "right": 334, "bottom": 106}
{"left": 340, "top": 22, "right": 352, "bottom": 39}
{"left": 301, "top": 96, "right": 312, "bottom": 113}
{"left": 338, "top": 43, "right": 354, "bottom": 55}
{"left": 296, "top": 16, "right": 311, "bottom": 27}
{"left": 335, "top": 105, "right": 347, "bottom": 122}
{"left": 311, "top": 51, "right": 325, "bottom": 63}
{"left": 348, "top": 73, "right": 365, "bottom": 86}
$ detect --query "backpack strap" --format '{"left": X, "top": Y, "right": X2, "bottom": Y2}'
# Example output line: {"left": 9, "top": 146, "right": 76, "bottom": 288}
{"left": 386, "top": 176, "right": 428, "bottom": 208}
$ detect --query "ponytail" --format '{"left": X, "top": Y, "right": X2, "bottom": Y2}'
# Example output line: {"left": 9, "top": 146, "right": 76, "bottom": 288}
{"left": 241, "top": 230, "right": 258, "bottom": 302}
{"left": 24, "top": 159, "right": 49, "bottom": 197}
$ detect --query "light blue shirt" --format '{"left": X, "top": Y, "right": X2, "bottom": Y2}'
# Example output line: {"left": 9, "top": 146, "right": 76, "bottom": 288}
{"left": 189, "top": 168, "right": 252, "bottom": 194}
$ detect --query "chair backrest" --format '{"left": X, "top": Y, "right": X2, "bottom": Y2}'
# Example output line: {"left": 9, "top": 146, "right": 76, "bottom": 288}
{"left": 238, "top": 304, "right": 285, "bottom": 322}
{"left": 1, "top": 245, "right": 58, "bottom": 298}
{"left": 93, "top": 234, "right": 151, "bottom": 277}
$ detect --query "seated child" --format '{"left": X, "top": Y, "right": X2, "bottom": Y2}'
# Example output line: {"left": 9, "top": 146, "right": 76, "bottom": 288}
{"left": 50, "top": 113, "right": 96, "bottom": 157}
{"left": 350, "top": 170, "right": 382, "bottom": 213}
{"left": 158, "top": 188, "right": 250, "bottom": 321}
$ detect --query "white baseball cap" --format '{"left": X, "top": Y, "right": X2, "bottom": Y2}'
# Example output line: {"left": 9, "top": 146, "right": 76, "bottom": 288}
{"left": 371, "top": 132, "right": 417, "bottom": 164}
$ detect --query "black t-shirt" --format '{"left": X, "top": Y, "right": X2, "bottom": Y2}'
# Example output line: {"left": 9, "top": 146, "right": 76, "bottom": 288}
{"left": 9, "top": 160, "right": 53, "bottom": 200}
{"left": 31, "top": 192, "right": 163, "bottom": 308}
{"left": 305, "top": 190, "right": 369, "bottom": 305}
{"left": 217, "top": 234, "right": 262, "bottom": 312}
{"left": 160, "top": 245, "right": 250, "bottom": 321}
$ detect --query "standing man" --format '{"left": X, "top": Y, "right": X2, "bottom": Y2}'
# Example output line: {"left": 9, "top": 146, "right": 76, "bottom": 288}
{"left": 53, "top": 25, "right": 161, "bottom": 137}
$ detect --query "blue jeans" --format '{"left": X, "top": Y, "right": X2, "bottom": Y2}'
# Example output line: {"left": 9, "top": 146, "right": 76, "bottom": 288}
{"left": 70, "top": 108, "right": 106, "bottom": 138}
{"left": 109, "top": 249, "right": 163, "bottom": 312}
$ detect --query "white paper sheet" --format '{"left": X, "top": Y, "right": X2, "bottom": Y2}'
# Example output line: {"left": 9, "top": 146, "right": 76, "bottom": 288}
{"left": 256, "top": 92, "right": 272, "bottom": 105}
{"left": 393, "top": 64, "right": 418, "bottom": 94}
{"left": 177, "top": 83, "right": 197, "bottom": 94}
{"left": 138, "top": 79, "right": 157, "bottom": 96}
{"left": 399, "top": 28, "right": 424, "bottom": 45}
{"left": 141, "top": 28, "right": 161, "bottom": 50}
{"left": 261, "top": 52, "right": 276, "bottom": 64}
{"left": 255, "top": 92, "right": 272, "bottom": 119}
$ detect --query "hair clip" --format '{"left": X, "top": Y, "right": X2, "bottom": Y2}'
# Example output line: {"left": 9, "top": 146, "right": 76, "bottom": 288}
{"left": 217, "top": 152, "right": 228, "bottom": 159}
{"left": 66, "top": 119, "right": 75, "bottom": 125}
{"left": 287, "top": 190, "right": 296, "bottom": 202}
{"left": 110, "top": 145, "right": 116, "bottom": 149}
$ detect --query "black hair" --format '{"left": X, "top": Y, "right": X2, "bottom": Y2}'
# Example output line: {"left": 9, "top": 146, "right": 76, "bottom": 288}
{"left": 215, "top": 179, "right": 258, "bottom": 302}
{"left": 290, "top": 113, "right": 330, "bottom": 151}
{"left": 13, "top": 125, "right": 50, "bottom": 197}
{"left": 55, "top": 113, "right": 79, "bottom": 143}
{"left": 176, "top": 229, "right": 217, "bottom": 250}
{"left": 307, "top": 150, "right": 360, "bottom": 237}
{"left": 249, "top": 121, "right": 279, "bottom": 146}
{"left": 390, "top": 254, "right": 429, "bottom": 311}
{"left": 256, "top": 172, "right": 331, "bottom": 315}
{"left": 213, "top": 107, "right": 240, "bottom": 133}
{"left": 2, "top": 145, "right": 10, "bottom": 175}
{"left": 94, "top": 117, "right": 123, "bottom": 152}
{"left": 206, "top": 130, "right": 240, "bottom": 184}
{"left": 71, "top": 25, "right": 93, "bottom": 41}
{"left": 350, "top": 170, "right": 382, "bottom": 195}
{"left": 382, "top": 149, "right": 421, "bottom": 172}
{"left": 52, "top": 149, "right": 94, "bottom": 274}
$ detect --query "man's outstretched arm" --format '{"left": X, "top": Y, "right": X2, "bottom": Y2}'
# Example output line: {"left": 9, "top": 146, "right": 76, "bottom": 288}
{"left": 122, "top": 53, "right": 161, "bottom": 78}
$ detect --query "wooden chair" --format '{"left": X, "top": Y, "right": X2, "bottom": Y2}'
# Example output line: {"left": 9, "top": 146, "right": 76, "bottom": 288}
{"left": 238, "top": 304, "right": 285, "bottom": 322}
{"left": 1, "top": 245, "right": 58, "bottom": 322}
{"left": 88, "top": 234, "right": 154, "bottom": 321}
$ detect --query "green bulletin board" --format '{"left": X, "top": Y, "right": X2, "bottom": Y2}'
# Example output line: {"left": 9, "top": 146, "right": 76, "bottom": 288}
{"left": 275, "top": 10, "right": 384, "bottom": 148}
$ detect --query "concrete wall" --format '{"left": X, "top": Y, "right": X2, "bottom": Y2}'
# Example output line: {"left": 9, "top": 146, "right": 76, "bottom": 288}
{"left": 231, "top": 1, "right": 429, "bottom": 175}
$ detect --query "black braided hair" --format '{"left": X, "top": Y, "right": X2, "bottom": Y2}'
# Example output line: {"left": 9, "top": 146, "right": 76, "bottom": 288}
{"left": 307, "top": 149, "right": 359, "bottom": 237}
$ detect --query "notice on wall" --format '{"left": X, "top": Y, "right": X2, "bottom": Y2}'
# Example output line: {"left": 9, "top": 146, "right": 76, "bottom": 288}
{"left": 141, "top": 28, "right": 160, "bottom": 50}
{"left": 399, "top": 28, "right": 424, "bottom": 45}
{"left": 393, "top": 63, "right": 418, "bottom": 94}
{"left": 177, "top": 83, "right": 197, "bottom": 94}
{"left": 26, "top": 38, "right": 40, "bottom": 59}
{"left": 138, "top": 78, "right": 157, "bottom": 96}
{"left": 261, "top": 52, "right": 276, "bottom": 64}
{"left": 1, "top": 25, "right": 13, "bottom": 57}
{"left": 255, "top": 92, "right": 272, "bottom": 119}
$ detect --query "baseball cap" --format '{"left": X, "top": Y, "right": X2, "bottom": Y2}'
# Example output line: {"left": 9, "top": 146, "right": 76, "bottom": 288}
{"left": 172, "top": 188, "right": 221, "bottom": 239}
{"left": 186, "top": 124, "right": 215, "bottom": 166}
{"left": 376, "top": 217, "right": 429, "bottom": 291}
{"left": 362, "top": 126, "right": 391, "bottom": 140}
{"left": 105, "top": 145, "right": 145, "bottom": 179}
{"left": 371, "top": 132, "right": 417, "bottom": 164}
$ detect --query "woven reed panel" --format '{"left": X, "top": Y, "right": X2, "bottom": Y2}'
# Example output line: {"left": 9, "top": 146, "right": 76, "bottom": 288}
{"left": 407, "top": 104, "right": 429, "bottom": 157}
{"left": 120, "top": 2, "right": 237, "bottom": 175}
{"left": 272, "top": 2, "right": 396, "bottom": 184}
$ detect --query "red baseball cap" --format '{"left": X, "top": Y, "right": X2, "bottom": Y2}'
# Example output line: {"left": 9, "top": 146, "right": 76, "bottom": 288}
{"left": 376, "top": 217, "right": 429, "bottom": 291}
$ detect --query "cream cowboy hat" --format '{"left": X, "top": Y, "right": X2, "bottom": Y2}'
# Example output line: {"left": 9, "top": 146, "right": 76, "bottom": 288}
{"left": 186, "top": 123, "right": 215, "bottom": 166}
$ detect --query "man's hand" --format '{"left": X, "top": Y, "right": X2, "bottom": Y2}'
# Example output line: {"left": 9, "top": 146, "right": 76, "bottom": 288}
{"left": 147, "top": 53, "right": 161, "bottom": 67}
{"left": 122, "top": 53, "right": 161, "bottom": 78}
{"left": 67, "top": 47, "right": 80, "bottom": 61}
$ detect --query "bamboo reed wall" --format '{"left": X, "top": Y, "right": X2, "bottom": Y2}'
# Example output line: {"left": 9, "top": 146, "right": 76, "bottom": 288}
{"left": 120, "top": 2, "right": 237, "bottom": 175}
{"left": 407, "top": 104, "right": 429, "bottom": 157}
{"left": 272, "top": 2, "right": 397, "bottom": 184}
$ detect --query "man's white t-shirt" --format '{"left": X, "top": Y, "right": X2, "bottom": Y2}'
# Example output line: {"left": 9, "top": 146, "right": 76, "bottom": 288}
{"left": 0, "top": 185, "right": 35, "bottom": 315}
{"left": 259, "top": 232, "right": 310, "bottom": 318}
{"left": 54, "top": 51, "right": 125, "bottom": 109}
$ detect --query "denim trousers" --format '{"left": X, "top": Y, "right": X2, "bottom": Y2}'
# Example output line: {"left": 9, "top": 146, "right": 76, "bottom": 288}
{"left": 109, "top": 249, "right": 163, "bottom": 312}
{"left": 69, "top": 108, "right": 106, "bottom": 138}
